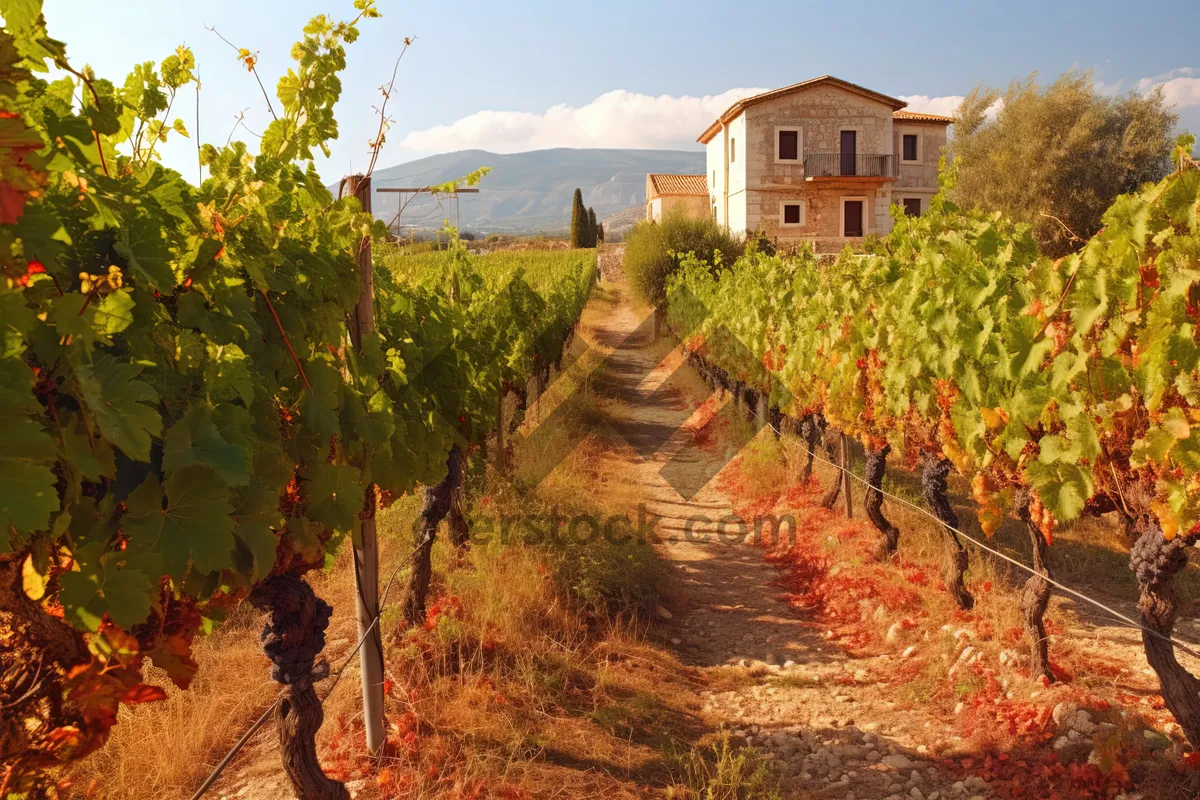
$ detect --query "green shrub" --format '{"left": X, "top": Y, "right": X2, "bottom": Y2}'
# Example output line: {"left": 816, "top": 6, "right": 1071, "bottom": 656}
{"left": 624, "top": 210, "right": 742, "bottom": 306}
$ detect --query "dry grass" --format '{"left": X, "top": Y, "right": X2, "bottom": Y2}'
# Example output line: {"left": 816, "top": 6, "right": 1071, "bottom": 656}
{"left": 64, "top": 609, "right": 275, "bottom": 799}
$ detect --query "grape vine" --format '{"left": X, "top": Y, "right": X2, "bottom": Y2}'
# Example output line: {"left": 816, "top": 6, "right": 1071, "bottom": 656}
{"left": 0, "top": 2, "right": 596, "bottom": 795}
{"left": 663, "top": 142, "right": 1200, "bottom": 743}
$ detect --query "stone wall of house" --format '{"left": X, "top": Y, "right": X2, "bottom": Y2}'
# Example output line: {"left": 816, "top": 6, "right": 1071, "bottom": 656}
{"left": 895, "top": 122, "right": 948, "bottom": 190}
{"left": 739, "top": 85, "right": 895, "bottom": 235}
{"left": 747, "top": 186, "right": 885, "bottom": 243}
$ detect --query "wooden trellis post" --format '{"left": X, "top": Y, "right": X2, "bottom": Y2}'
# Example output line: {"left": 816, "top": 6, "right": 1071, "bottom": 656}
{"left": 341, "top": 173, "right": 385, "bottom": 755}
{"left": 840, "top": 433, "right": 853, "bottom": 519}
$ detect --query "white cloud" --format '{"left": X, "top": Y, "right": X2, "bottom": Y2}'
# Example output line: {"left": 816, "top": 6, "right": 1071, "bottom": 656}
{"left": 399, "top": 70, "right": 1200, "bottom": 158}
{"left": 398, "top": 88, "right": 768, "bottom": 153}
{"left": 897, "top": 94, "right": 965, "bottom": 117}
{"left": 1136, "top": 68, "right": 1200, "bottom": 109}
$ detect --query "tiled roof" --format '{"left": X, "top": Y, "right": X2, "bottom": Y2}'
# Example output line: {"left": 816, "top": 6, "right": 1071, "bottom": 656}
{"left": 648, "top": 174, "right": 708, "bottom": 197}
{"left": 698, "top": 76, "right": 908, "bottom": 143}
{"left": 893, "top": 110, "right": 955, "bottom": 123}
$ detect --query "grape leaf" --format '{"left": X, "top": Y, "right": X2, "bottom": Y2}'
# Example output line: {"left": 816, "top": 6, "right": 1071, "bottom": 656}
{"left": 303, "top": 462, "right": 362, "bottom": 533}
{"left": 95, "top": 289, "right": 136, "bottom": 335}
{"left": 115, "top": 217, "right": 174, "bottom": 291}
{"left": 122, "top": 465, "right": 235, "bottom": 577}
{"left": 0, "top": 417, "right": 58, "bottom": 547}
{"left": 73, "top": 353, "right": 162, "bottom": 462}
{"left": 162, "top": 405, "right": 249, "bottom": 486}
{"left": 60, "top": 410, "right": 116, "bottom": 482}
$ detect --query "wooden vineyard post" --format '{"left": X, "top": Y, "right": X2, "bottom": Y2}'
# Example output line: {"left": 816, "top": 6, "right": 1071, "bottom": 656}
{"left": 341, "top": 173, "right": 385, "bottom": 755}
{"left": 840, "top": 433, "right": 853, "bottom": 519}
{"left": 756, "top": 392, "right": 768, "bottom": 432}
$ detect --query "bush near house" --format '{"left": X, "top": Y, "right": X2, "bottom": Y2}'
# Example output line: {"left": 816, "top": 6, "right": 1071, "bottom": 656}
{"left": 624, "top": 210, "right": 743, "bottom": 307}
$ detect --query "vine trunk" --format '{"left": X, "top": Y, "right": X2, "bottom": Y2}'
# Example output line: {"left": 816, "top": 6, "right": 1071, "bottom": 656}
{"left": 1130, "top": 524, "right": 1200, "bottom": 747}
{"left": 1016, "top": 491, "right": 1054, "bottom": 683}
{"left": 404, "top": 445, "right": 464, "bottom": 624}
{"left": 919, "top": 454, "right": 974, "bottom": 611}
{"left": 250, "top": 575, "right": 346, "bottom": 800}
{"left": 864, "top": 444, "right": 900, "bottom": 560}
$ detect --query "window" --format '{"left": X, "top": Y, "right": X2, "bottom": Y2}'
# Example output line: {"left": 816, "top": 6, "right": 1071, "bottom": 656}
{"left": 902, "top": 197, "right": 922, "bottom": 216}
{"left": 730, "top": 138, "right": 736, "bottom": 162}
{"left": 712, "top": 170, "right": 716, "bottom": 187}
{"left": 780, "top": 201, "right": 805, "bottom": 226}
{"left": 902, "top": 133, "right": 919, "bottom": 162}
{"left": 778, "top": 130, "right": 799, "bottom": 161}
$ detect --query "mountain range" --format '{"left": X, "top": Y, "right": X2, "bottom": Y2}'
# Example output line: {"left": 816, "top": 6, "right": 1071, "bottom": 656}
{"left": 365, "top": 148, "right": 706, "bottom": 234}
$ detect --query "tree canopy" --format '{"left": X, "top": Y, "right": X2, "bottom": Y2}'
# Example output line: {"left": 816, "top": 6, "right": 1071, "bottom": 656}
{"left": 949, "top": 69, "right": 1178, "bottom": 256}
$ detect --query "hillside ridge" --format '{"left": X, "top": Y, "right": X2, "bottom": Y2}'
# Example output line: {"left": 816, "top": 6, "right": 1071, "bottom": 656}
{"left": 364, "top": 147, "right": 705, "bottom": 234}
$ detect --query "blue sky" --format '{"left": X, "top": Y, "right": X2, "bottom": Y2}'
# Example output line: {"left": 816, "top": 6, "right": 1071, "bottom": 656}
{"left": 38, "top": 0, "right": 1200, "bottom": 182}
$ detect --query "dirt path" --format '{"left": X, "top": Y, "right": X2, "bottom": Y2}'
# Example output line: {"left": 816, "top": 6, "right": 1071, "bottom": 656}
{"left": 580, "top": 282, "right": 1000, "bottom": 800}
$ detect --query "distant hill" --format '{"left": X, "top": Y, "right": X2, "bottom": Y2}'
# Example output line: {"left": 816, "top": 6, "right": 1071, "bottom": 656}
{"left": 600, "top": 205, "right": 645, "bottom": 242}
{"left": 365, "top": 148, "right": 705, "bottom": 234}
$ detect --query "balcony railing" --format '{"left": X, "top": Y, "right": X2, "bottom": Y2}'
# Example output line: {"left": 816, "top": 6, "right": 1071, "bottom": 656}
{"left": 804, "top": 153, "right": 899, "bottom": 179}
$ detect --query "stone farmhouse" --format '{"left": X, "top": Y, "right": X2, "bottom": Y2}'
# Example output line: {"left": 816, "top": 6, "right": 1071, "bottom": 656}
{"left": 648, "top": 76, "right": 952, "bottom": 252}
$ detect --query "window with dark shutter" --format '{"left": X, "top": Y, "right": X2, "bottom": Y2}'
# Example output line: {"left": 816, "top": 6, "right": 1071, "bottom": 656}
{"left": 783, "top": 204, "right": 801, "bottom": 224}
{"left": 902, "top": 197, "right": 922, "bottom": 216}
{"left": 902, "top": 134, "right": 919, "bottom": 161}
{"left": 778, "top": 130, "right": 798, "bottom": 160}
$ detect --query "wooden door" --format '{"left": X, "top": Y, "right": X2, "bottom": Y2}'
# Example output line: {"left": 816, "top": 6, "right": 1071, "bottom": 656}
{"left": 844, "top": 200, "right": 864, "bottom": 237}
{"left": 840, "top": 130, "right": 857, "bottom": 176}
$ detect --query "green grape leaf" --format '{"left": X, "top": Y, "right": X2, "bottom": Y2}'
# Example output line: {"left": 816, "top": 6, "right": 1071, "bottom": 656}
{"left": 115, "top": 218, "right": 174, "bottom": 291}
{"left": 303, "top": 462, "right": 362, "bottom": 534}
{"left": 231, "top": 485, "right": 282, "bottom": 583}
{"left": 73, "top": 353, "right": 163, "bottom": 462}
{"left": 0, "top": 417, "right": 59, "bottom": 547}
{"left": 95, "top": 288, "right": 136, "bottom": 335}
{"left": 49, "top": 293, "right": 100, "bottom": 348}
{"left": 1023, "top": 460, "right": 1093, "bottom": 523}
{"left": 123, "top": 465, "right": 235, "bottom": 577}
{"left": 1006, "top": 317, "right": 1055, "bottom": 380}
{"left": 60, "top": 410, "right": 116, "bottom": 482}
{"left": 162, "top": 405, "right": 249, "bottom": 486}
{"left": 59, "top": 551, "right": 154, "bottom": 631}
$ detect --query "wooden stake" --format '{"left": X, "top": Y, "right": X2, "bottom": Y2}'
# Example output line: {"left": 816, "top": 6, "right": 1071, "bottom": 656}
{"left": 341, "top": 173, "right": 385, "bottom": 756}
{"left": 840, "top": 433, "right": 853, "bottom": 519}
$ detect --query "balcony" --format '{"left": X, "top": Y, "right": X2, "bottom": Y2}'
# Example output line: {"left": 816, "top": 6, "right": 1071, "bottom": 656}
{"left": 803, "top": 153, "right": 899, "bottom": 181}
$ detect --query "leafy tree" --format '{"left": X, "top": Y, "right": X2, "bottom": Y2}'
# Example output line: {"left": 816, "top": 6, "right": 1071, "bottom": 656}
{"left": 949, "top": 69, "right": 1177, "bottom": 256}
{"left": 569, "top": 188, "right": 587, "bottom": 248}
{"left": 587, "top": 207, "right": 598, "bottom": 247}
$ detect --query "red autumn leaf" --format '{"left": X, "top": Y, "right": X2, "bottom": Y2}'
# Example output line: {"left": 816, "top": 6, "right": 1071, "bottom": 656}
{"left": 120, "top": 684, "right": 168, "bottom": 705}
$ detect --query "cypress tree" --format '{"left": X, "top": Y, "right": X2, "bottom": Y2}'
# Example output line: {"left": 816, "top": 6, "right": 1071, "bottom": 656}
{"left": 587, "top": 207, "right": 598, "bottom": 247}
{"left": 597, "top": 221, "right": 605, "bottom": 244}
{"left": 569, "top": 188, "right": 586, "bottom": 248}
